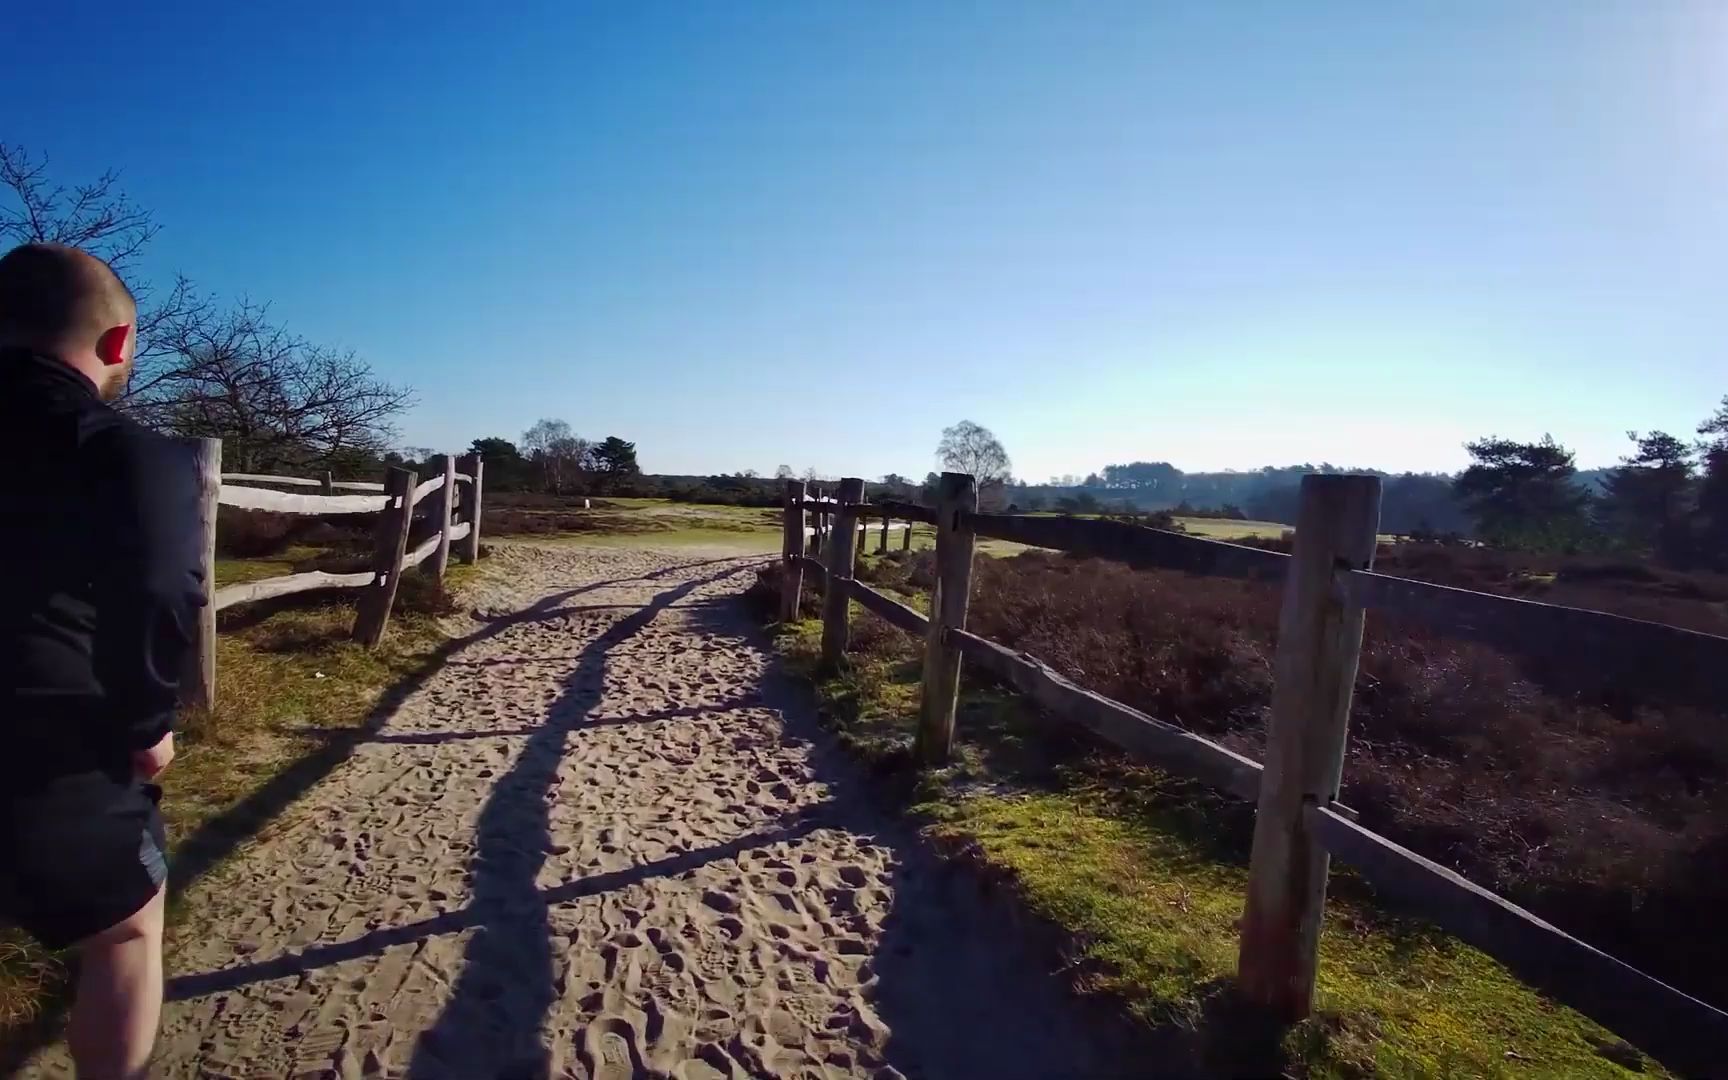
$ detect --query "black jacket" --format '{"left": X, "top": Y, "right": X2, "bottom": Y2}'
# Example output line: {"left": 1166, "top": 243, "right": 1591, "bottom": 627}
{"left": 1, "top": 348, "right": 205, "bottom": 785}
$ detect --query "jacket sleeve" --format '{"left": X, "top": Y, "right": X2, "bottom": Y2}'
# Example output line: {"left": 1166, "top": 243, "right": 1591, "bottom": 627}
{"left": 86, "top": 423, "right": 207, "bottom": 750}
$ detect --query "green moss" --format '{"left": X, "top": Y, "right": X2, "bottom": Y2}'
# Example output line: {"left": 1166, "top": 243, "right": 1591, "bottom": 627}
{"left": 772, "top": 613, "right": 1663, "bottom": 1079}
{"left": 211, "top": 544, "right": 332, "bottom": 585}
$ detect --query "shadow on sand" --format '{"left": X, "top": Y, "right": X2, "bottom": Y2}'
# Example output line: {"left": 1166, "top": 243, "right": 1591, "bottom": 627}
{"left": 393, "top": 563, "right": 1159, "bottom": 1078}
{"left": 135, "top": 552, "right": 1292, "bottom": 1077}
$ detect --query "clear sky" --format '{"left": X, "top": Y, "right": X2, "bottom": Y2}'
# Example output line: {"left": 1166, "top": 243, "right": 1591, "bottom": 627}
{"left": 6, "top": 2, "right": 1724, "bottom": 480}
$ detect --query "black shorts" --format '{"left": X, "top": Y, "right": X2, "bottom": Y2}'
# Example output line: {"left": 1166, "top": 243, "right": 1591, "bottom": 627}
{"left": 0, "top": 772, "right": 167, "bottom": 950}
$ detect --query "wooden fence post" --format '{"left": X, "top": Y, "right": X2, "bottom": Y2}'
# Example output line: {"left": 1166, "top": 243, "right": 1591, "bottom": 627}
{"left": 457, "top": 452, "right": 483, "bottom": 564}
{"left": 915, "top": 472, "right": 978, "bottom": 763}
{"left": 352, "top": 467, "right": 416, "bottom": 647}
{"left": 821, "top": 477, "right": 866, "bottom": 666}
{"left": 858, "top": 518, "right": 868, "bottom": 556}
{"left": 878, "top": 507, "right": 890, "bottom": 554}
{"left": 902, "top": 517, "right": 913, "bottom": 551}
{"left": 1238, "top": 473, "right": 1382, "bottom": 1019}
{"left": 424, "top": 454, "right": 456, "bottom": 580}
{"left": 321, "top": 470, "right": 335, "bottom": 496}
{"left": 179, "top": 438, "right": 221, "bottom": 711}
{"left": 781, "top": 479, "right": 807, "bottom": 621}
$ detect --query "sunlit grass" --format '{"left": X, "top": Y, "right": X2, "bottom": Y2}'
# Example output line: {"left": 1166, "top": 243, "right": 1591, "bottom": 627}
{"left": 771, "top": 615, "right": 1660, "bottom": 1078}
{"left": 211, "top": 544, "right": 332, "bottom": 585}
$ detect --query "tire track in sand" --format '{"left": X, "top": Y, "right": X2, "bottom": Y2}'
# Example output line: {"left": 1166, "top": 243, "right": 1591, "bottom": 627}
{"left": 19, "top": 543, "right": 1134, "bottom": 1079}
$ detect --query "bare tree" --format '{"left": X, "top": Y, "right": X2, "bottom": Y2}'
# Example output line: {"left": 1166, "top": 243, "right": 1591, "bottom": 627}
{"left": 1, "top": 142, "right": 206, "bottom": 368}
{"left": 4, "top": 144, "right": 411, "bottom": 470}
{"left": 1, "top": 143, "right": 158, "bottom": 268}
{"left": 521, "top": 418, "right": 571, "bottom": 457}
{"left": 128, "top": 300, "right": 413, "bottom": 472}
{"left": 521, "top": 418, "right": 592, "bottom": 493}
{"left": 937, "top": 420, "right": 1012, "bottom": 484}
{"left": 775, "top": 464, "right": 795, "bottom": 480}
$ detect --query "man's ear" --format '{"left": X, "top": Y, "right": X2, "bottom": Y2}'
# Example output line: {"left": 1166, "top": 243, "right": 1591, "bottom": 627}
{"left": 96, "top": 324, "right": 131, "bottom": 367}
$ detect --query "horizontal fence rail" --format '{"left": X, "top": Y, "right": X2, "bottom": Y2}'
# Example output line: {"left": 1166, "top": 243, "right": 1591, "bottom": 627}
{"left": 409, "top": 475, "right": 445, "bottom": 507}
{"left": 775, "top": 473, "right": 1728, "bottom": 1073}
{"left": 875, "top": 499, "right": 938, "bottom": 526}
{"left": 845, "top": 578, "right": 929, "bottom": 636}
{"left": 220, "top": 472, "right": 387, "bottom": 492}
{"left": 212, "top": 569, "right": 375, "bottom": 612}
{"left": 1309, "top": 804, "right": 1728, "bottom": 1077}
{"left": 1346, "top": 569, "right": 1728, "bottom": 707}
{"left": 217, "top": 486, "right": 393, "bottom": 515}
{"left": 182, "top": 445, "right": 486, "bottom": 709}
{"left": 948, "top": 627, "right": 1263, "bottom": 801}
{"left": 965, "top": 510, "right": 1288, "bottom": 582}
{"left": 402, "top": 531, "right": 443, "bottom": 570}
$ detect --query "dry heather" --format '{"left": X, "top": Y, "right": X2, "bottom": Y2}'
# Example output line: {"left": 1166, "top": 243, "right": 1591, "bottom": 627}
{"left": 821, "top": 544, "right": 1728, "bottom": 1011}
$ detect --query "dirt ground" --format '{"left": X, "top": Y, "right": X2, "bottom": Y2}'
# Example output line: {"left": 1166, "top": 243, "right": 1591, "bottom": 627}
{"left": 18, "top": 543, "right": 1137, "bottom": 1079}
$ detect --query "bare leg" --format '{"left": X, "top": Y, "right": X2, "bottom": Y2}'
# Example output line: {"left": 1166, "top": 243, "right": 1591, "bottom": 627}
{"left": 66, "top": 884, "right": 165, "bottom": 1080}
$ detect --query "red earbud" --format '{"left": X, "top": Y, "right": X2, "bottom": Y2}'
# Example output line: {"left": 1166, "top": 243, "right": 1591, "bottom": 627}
{"left": 96, "top": 325, "right": 131, "bottom": 367}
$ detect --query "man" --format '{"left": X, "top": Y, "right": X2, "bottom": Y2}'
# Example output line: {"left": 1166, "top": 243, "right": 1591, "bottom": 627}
{"left": 0, "top": 243, "right": 204, "bottom": 1078}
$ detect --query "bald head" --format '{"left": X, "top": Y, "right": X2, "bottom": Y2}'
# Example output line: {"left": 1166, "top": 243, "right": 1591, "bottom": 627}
{"left": 0, "top": 243, "right": 138, "bottom": 401}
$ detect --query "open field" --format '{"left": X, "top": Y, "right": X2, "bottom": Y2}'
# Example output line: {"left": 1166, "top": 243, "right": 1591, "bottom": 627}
{"left": 486, "top": 494, "right": 784, "bottom": 550}
{"left": 1173, "top": 516, "right": 1290, "bottom": 540}
{"left": 756, "top": 558, "right": 1659, "bottom": 1078}
{"left": 486, "top": 495, "right": 1298, "bottom": 554}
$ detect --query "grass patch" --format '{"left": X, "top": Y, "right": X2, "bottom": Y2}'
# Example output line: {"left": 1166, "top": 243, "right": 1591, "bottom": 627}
{"left": 932, "top": 791, "right": 1647, "bottom": 1079}
{"left": 210, "top": 544, "right": 338, "bottom": 586}
{"left": 1173, "top": 516, "right": 1293, "bottom": 541}
{"left": 487, "top": 496, "right": 784, "bottom": 550}
{"left": 0, "top": 560, "right": 478, "bottom": 1048}
{"left": 760, "top": 561, "right": 1661, "bottom": 1078}
{"left": 164, "top": 567, "right": 471, "bottom": 848}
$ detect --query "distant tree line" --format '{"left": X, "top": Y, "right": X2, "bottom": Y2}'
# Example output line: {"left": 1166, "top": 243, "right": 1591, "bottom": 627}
{"left": 987, "top": 399, "right": 1727, "bottom": 568}
{"left": 1003, "top": 462, "right": 1478, "bottom": 536}
{"left": 389, "top": 420, "right": 642, "bottom": 496}
{"left": 1445, "top": 406, "right": 1728, "bottom": 567}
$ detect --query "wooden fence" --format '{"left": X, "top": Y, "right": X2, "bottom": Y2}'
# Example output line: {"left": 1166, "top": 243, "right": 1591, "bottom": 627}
{"left": 178, "top": 438, "right": 485, "bottom": 710}
{"left": 800, "top": 491, "right": 914, "bottom": 555}
{"left": 779, "top": 473, "right": 1728, "bottom": 1075}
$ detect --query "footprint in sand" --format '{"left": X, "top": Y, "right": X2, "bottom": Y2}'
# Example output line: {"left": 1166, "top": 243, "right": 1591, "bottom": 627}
{"left": 13, "top": 544, "right": 1140, "bottom": 1080}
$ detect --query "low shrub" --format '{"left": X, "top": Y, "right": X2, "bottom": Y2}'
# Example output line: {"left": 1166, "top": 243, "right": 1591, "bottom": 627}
{"left": 949, "top": 548, "right": 1728, "bottom": 1008}
{"left": 215, "top": 507, "right": 377, "bottom": 560}
{"left": 759, "top": 540, "right": 1728, "bottom": 1005}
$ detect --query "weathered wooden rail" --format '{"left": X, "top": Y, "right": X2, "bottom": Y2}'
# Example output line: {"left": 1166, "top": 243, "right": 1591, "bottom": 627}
{"left": 178, "top": 439, "right": 485, "bottom": 709}
{"left": 778, "top": 473, "right": 1728, "bottom": 1075}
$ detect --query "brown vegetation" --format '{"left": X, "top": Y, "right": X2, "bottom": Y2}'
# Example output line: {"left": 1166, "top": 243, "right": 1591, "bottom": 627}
{"left": 826, "top": 543, "right": 1728, "bottom": 1010}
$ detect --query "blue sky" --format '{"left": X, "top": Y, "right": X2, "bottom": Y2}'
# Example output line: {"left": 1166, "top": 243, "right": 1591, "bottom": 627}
{"left": 6, "top": 2, "right": 1724, "bottom": 479}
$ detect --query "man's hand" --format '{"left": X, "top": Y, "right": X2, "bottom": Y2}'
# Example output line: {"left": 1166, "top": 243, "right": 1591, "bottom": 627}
{"left": 132, "top": 732, "right": 175, "bottom": 780}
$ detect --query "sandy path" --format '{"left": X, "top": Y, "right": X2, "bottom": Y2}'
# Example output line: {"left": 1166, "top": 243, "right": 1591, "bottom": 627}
{"left": 21, "top": 544, "right": 1131, "bottom": 1079}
